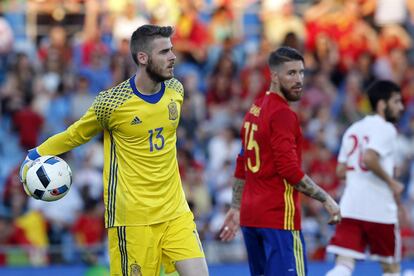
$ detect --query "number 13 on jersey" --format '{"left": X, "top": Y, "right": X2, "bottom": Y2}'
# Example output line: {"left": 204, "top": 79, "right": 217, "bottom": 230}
{"left": 244, "top": 122, "right": 261, "bottom": 173}
{"left": 148, "top": 127, "right": 165, "bottom": 152}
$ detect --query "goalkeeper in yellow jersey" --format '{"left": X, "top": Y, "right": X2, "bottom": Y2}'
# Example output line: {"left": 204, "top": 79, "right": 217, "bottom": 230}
{"left": 19, "top": 25, "right": 209, "bottom": 276}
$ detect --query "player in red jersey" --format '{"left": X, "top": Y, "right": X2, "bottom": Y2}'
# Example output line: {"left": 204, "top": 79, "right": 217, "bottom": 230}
{"left": 220, "top": 47, "right": 341, "bottom": 276}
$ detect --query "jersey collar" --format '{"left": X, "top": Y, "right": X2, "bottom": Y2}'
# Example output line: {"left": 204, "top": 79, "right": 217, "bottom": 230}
{"left": 267, "top": 91, "right": 289, "bottom": 105}
{"left": 129, "top": 75, "right": 165, "bottom": 104}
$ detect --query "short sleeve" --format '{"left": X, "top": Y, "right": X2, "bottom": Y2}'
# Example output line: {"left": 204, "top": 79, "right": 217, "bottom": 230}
{"left": 337, "top": 129, "right": 352, "bottom": 163}
{"left": 366, "top": 125, "right": 396, "bottom": 157}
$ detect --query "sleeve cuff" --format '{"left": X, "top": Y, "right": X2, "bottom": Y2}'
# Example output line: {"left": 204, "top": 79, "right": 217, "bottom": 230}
{"left": 27, "top": 148, "right": 41, "bottom": 160}
{"left": 290, "top": 171, "right": 305, "bottom": 185}
{"left": 234, "top": 154, "right": 246, "bottom": 179}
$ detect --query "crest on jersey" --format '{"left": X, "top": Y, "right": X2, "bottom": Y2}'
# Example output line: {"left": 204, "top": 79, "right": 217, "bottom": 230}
{"left": 168, "top": 101, "right": 178, "bottom": 120}
{"left": 130, "top": 263, "right": 142, "bottom": 276}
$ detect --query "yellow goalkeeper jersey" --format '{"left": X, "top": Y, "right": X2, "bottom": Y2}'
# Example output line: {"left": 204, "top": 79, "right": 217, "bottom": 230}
{"left": 37, "top": 76, "right": 190, "bottom": 227}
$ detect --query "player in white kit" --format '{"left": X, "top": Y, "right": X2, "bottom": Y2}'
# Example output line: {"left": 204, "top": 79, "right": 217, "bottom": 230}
{"left": 326, "top": 80, "right": 405, "bottom": 276}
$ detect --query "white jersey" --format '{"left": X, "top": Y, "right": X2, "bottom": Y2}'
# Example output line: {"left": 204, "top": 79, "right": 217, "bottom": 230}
{"left": 338, "top": 115, "right": 398, "bottom": 223}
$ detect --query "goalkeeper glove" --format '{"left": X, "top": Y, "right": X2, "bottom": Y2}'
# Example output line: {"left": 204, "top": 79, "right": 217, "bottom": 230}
{"left": 19, "top": 148, "right": 41, "bottom": 195}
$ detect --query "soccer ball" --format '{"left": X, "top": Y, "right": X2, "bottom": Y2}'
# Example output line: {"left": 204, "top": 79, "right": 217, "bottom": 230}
{"left": 25, "top": 155, "right": 72, "bottom": 201}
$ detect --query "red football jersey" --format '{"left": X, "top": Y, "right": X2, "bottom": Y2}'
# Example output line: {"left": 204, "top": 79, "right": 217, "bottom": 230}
{"left": 235, "top": 92, "right": 305, "bottom": 230}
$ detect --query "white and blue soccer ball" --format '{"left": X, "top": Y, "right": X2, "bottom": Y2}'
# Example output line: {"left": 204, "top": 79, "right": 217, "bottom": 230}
{"left": 25, "top": 155, "right": 72, "bottom": 202}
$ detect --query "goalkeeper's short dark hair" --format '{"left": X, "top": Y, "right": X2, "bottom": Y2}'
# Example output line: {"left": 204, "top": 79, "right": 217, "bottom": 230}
{"left": 130, "top": 25, "right": 174, "bottom": 66}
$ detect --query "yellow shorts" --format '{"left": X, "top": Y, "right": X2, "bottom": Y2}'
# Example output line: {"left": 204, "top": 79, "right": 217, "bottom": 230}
{"left": 108, "top": 212, "right": 205, "bottom": 276}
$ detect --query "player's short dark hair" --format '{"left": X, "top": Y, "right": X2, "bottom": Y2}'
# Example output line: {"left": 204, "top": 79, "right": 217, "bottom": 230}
{"left": 130, "top": 25, "right": 174, "bottom": 66}
{"left": 366, "top": 80, "right": 401, "bottom": 111}
{"left": 268, "top": 47, "right": 304, "bottom": 69}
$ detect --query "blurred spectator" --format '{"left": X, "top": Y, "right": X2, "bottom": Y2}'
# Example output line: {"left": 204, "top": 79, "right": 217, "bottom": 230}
{"left": 304, "top": 33, "right": 340, "bottom": 82}
{"left": 179, "top": 149, "right": 211, "bottom": 222}
{"left": 69, "top": 75, "right": 94, "bottom": 122}
{"left": 110, "top": 43, "right": 136, "bottom": 85}
{"left": 73, "top": 0, "right": 109, "bottom": 68}
{"left": 0, "top": 15, "right": 14, "bottom": 85}
{"left": 401, "top": 67, "right": 414, "bottom": 106}
{"left": 0, "top": 208, "right": 31, "bottom": 266}
{"left": 71, "top": 199, "right": 105, "bottom": 264}
{"left": 30, "top": 76, "right": 53, "bottom": 117}
{"left": 87, "top": 138, "right": 104, "bottom": 168}
{"left": 304, "top": 0, "right": 341, "bottom": 52}
{"left": 28, "top": 187, "right": 83, "bottom": 263}
{"left": 106, "top": 0, "right": 133, "bottom": 15}
{"left": 12, "top": 96, "right": 44, "bottom": 150}
{"left": 261, "top": 0, "right": 305, "bottom": 48}
{"left": 206, "top": 52, "right": 240, "bottom": 114}
{"left": 337, "top": 71, "right": 369, "bottom": 124}
{"left": 308, "top": 143, "right": 340, "bottom": 198}
{"left": 144, "top": 0, "right": 181, "bottom": 26}
{"left": 72, "top": 158, "right": 103, "bottom": 202}
{"left": 374, "top": 26, "right": 411, "bottom": 83}
{"left": 205, "top": 5, "right": 244, "bottom": 73}
{"left": 335, "top": 0, "right": 378, "bottom": 72}
{"left": 12, "top": 53, "right": 35, "bottom": 100}
{"left": 302, "top": 70, "right": 337, "bottom": 110}
{"left": 77, "top": 50, "right": 112, "bottom": 95}
{"left": 208, "top": 5, "right": 240, "bottom": 47}
{"left": 181, "top": 71, "right": 206, "bottom": 124}
{"left": 307, "top": 106, "right": 340, "bottom": 152}
{"left": 179, "top": 99, "right": 200, "bottom": 148}
{"left": 1, "top": 166, "right": 27, "bottom": 218}
{"left": 373, "top": 0, "right": 414, "bottom": 27}
{"left": 112, "top": 2, "right": 148, "bottom": 47}
{"left": 14, "top": 211, "right": 48, "bottom": 266}
{"left": 354, "top": 51, "right": 377, "bottom": 90}
{"left": 378, "top": 24, "right": 412, "bottom": 56}
{"left": 37, "top": 26, "right": 71, "bottom": 74}
{"left": 281, "top": 31, "right": 303, "bottom": 52}
{"left": 0, "top": 75, "right": 22, "bottom": 122}
{"left": 238, "top": 43, "right": 271, "bottom": 111}
{"left": 238, "top": 67, "right": 267, "bottom": 112}
{"left": 44, "top": 81, "right": 71, "bottom": 136}
{"left": 173, "top": 1, "right": 209, "bottom": 64}
{"left": 211, "top": 159, "right": 234, "bottom": 207}
{"left": 206, "top": 126, "right": 240, "bottom": 192}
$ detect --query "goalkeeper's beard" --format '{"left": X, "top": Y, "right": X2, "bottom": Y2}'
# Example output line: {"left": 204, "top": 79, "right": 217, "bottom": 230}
{"left": 146, "top": 57, "right": 172, "bottom": 83}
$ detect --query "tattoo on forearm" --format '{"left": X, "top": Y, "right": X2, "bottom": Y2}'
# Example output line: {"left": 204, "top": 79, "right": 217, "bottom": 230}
{"left": 294, "top": 175, "right": 328, "bottom": 203}
{"left": 231, "top": 179, "right": 245, "bottom": 209}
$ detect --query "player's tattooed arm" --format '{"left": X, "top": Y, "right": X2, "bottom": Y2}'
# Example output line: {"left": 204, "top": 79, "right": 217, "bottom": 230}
{"left": 295, "top": 175, "right": 341, "bottom": 224}
{"left": 231, "top": 178, "right": 245, "bottom": 209}
{"left": 294, "top": 174, "right": 328, "bottom": 203}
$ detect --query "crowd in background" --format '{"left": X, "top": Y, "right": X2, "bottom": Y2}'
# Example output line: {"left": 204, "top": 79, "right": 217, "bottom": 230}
{"left": 1, "top": 0, "right": 414, "bottom": 267}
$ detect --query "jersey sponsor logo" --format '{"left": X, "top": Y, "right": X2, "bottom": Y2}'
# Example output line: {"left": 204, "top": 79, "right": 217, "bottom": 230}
{"left": 130, "top": 263, "right": 142, "bottom": 276}
{"left": 168, "top": 101, "right": 178, "bottom": 120}
{"left": 131, "top": 116, "right": 142, "bottom": 125}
